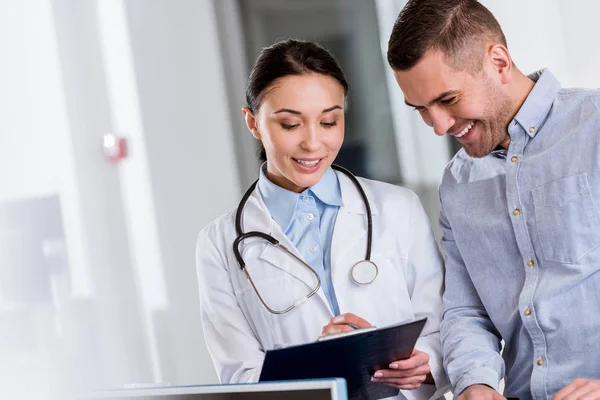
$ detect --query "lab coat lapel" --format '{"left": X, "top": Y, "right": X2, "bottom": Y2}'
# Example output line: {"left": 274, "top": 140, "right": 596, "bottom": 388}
{"left": 240, "top": 189, "right": 330, "bottom": 308}
{"left": 330, "top": 172, "right": 379, "bottom": 274}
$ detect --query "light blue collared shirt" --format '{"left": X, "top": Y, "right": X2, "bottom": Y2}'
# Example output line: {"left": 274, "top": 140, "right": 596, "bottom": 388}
{"left": 257, "top": 165, "right": 344, "bottom": 315}
{"left": 439, "top": 69, "right": 600, "bottom": 400}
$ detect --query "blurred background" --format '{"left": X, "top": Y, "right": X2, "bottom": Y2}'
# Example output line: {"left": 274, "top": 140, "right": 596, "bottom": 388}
{"left": 1, "top": 0, "right": 599, "bottom": 398}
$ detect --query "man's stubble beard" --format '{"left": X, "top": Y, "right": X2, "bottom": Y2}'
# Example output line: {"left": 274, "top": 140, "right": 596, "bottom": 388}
{"left": 463, "top": 83, "right": 514, "bottom": 158}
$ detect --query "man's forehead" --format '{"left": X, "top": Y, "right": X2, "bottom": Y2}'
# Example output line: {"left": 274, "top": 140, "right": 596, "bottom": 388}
{"left": 396, "top": 73, "right": 461, "bottom": 106}
{"left": 394, "top": 56, "right": 468, "bottom": 105}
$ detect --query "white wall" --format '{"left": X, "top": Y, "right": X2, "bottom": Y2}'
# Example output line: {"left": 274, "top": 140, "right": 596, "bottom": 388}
{"left": 53, "top": 0, "right": 239, "bottom": 389}
{"left": 482, "top": 0, "right": 570, "bottom": 81}
{"left": 0, "top": 0, "right": 65, "bottom": 202}
{"left": 558, "top": 0, "right": 600, "bottom": 88}
{"left": 2, "top": 0, "right": 239, "bottom": 396}
{"left": 122, "top": 0, "right": 240, "bottom": 385}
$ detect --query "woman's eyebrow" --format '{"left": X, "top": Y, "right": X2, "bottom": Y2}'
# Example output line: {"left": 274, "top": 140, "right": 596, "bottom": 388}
{"left": 273, "top": 105, "right": 342, "bottom": 115}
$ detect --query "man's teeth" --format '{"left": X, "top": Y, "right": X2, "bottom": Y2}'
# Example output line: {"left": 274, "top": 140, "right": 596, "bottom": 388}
{"left": 456, "top": 122, "right": 474, "bottom": 138}
{"left": 296, "top": 159, "right": 320, "bottom": 167}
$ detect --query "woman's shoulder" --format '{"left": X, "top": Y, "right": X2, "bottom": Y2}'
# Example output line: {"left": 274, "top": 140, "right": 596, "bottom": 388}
{"left": 197, "top": 207, "right": 238, "bottom": 247}
{"left": 355, "top": 176, "right": 419, "bottom": 209}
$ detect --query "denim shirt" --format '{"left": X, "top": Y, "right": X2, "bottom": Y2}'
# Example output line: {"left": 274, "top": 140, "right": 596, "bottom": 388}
{"left": 257, "top": 164, "right": 343, "bottom": 315}
{"left": 439, "top": 69, "right": 600, "bottom": 400}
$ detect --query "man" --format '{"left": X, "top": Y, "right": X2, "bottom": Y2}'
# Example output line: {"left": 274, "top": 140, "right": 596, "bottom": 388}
{"left": 386, "top": 1, "right": 600, "bottom": 399}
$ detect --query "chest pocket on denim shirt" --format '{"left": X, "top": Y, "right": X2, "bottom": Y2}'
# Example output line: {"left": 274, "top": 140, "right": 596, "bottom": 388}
{"left": 532, "top": 173, "right": 600, "bottom": 263}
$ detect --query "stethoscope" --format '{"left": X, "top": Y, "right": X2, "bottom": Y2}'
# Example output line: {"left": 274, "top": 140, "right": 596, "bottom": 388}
{"left": 232, "top": 164, "right": 378, "bottom": 314}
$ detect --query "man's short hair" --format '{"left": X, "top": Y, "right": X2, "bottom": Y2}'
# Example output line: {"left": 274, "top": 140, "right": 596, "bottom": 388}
{"left": 387, "top": 0, "right": 507, "bottom": 73}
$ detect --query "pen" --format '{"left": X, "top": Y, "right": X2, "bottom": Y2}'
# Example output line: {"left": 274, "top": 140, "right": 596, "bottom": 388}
{"left": 348, "top": 324, "right": 359, "bottom": 329}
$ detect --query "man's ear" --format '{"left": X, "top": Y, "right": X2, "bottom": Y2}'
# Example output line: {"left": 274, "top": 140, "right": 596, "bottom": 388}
{"left": 488, "top": 44, "right": 512, "bottom": 84}
{"left": 242, "top": 107, "right": 261, "bottom": 139}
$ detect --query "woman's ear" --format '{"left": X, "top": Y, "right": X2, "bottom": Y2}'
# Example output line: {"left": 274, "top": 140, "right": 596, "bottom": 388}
{"left": 242, "top": 107, "right": 261, "bottom": 140}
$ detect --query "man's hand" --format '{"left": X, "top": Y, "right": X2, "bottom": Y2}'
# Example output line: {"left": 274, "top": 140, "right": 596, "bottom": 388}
{"left": 320, "top": 313, "right": 371, "bottom": 336}
{"left": 371, "top": 349, "right": 432, "bottom": 390}
{"left": 552, "top": 378, "right": 600, "bottom": 400}
{"left": 457, "top": 384, "right": 506, "bottom": 400}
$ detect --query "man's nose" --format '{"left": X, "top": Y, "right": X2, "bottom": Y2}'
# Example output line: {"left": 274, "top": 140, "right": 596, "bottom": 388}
{"left": 430, "top": 108, "right": 456, "bottom": 137}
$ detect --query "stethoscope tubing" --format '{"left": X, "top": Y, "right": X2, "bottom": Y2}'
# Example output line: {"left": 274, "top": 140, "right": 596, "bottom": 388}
{"left": 233, "top": 164, "right": 373, "bottom": 268}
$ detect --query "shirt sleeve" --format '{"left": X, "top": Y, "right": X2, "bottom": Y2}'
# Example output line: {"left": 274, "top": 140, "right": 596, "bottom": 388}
{"left": 404, "top": 192, "right": 450, "bottom": 398}
{"left": 439, "top": 197, "right": 505, "bottom": 396}
{"left": 196, "top": 225, "right": 264, "bottom": 383}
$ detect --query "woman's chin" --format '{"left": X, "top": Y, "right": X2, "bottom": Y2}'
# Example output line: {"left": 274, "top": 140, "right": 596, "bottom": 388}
{"left": 288, "top": 172, "right": 325, "bottom": 191}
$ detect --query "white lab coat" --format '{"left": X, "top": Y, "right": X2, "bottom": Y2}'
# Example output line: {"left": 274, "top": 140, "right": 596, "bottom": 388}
{"left": 196, "top": 171, "right": 449, "bottom": 400}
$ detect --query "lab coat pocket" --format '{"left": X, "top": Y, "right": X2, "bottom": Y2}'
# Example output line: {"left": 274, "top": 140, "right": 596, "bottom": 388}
{"left": 532, "top": 173, "right": 600, "bottom": 263}
{"left": 371, "top": 253, "right": 415, "bottom": 322}
{"left": 341, "top": 252, "right": 415, "bottom": 324}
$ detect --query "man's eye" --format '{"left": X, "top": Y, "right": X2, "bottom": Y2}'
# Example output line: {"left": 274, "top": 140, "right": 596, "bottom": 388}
{"left": 281, "top": 123, "right": 299, "bottom": 130}
{"left": 440, "top": 97, "right": 456, "bottom": 105}
{"left": 412, "top": 106, "right": 426, "bottom": 112}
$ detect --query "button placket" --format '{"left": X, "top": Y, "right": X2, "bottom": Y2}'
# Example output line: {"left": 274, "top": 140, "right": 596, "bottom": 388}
{"left": 506, "top": 126, "right": 547, "bottom": 385}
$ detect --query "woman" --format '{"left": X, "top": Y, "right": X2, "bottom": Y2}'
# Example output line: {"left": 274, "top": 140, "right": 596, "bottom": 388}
{"left": 196, "top": 39, "right": 448, "bottom": 400}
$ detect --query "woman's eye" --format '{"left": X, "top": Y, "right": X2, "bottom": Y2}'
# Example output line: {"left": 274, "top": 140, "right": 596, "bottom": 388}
{"left": 280, "top": 123, "right": 299, "bottom": 130}
{"left": 321, "top": 121, "right": 337, "bottom": 128}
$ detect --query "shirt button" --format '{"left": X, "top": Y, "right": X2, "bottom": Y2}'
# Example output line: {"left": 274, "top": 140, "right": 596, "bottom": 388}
{"left": 306, "top": 213, "right": 314, "bottom": 221}
{"left": 309, "top": 245, "right": 318, "bottom": 253}
{"left": 513, "top": 208, "right": 521, "bottom": 216}
{"left": 511, "top": 156, "right": 518, "bottom": 163}
{"left": 524, "top": 308, "right": 532, "bottom": 316}
{"left": 537, "top": 358, "right": 545, "bottom": 366}
{"left": 529, "top": 126, "right": 536, "bottom": 133}
{"left": 527, "top": 259, "right": 535, "bottom": 267}
{"left": 302, "top": 196, "right": 309, "bottom": 203}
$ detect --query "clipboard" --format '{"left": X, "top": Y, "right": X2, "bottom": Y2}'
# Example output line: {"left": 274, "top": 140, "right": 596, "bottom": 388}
{"left": 259, "top": 317, "right": 427, "bottom": 400}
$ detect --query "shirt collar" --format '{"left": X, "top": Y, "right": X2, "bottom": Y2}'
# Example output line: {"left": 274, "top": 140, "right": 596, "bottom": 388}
{"left": 309, "top": 166, "right": 344, "bottom": 207}
{"left": 257, "top": 163, "right": 343, "bottom": 230}
{"left": 512, "top": 68, "right": 561, "bottom": 138}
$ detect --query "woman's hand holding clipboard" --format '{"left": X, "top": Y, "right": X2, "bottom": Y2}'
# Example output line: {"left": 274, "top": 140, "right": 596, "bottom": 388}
{"left": 320, "top": 313, "right": 434, "bottom": 391}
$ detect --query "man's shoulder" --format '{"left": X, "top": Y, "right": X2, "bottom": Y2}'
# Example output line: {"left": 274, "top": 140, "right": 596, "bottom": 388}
{"left": 441, "top": 149, "right": 475, "bottom": 185}
{"left": 552, "top": 86, "right": 600, "bottom": 133}
{"left": 556, "top": 86, "right": 600, "bottom": 111}
{"left": 558, "top": 86, "right": 600, "bottom": 100}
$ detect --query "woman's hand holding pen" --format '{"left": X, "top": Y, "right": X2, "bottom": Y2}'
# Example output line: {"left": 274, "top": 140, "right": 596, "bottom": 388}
{"left": 320, "top": 312, "right": 371, "bottom": 335}
{"left": 371, "top": 349, "right": 432, "bottom": 390}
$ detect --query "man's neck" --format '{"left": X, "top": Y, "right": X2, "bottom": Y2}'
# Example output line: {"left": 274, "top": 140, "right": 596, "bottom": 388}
{"left": 508, "top": 69, "right": 536, "bottom": 119}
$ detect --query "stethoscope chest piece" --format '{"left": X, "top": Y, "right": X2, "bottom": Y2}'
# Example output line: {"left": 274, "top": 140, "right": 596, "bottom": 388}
{"left": 350, "top": 260, "right": 379, "bottom": 286}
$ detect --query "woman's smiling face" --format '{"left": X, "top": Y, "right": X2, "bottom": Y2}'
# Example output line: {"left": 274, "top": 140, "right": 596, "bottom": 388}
{"left": 244, "top": 73, "right": 345, "bottom": 193}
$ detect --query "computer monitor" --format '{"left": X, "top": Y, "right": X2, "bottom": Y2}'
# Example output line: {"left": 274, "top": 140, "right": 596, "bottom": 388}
{"left": 83, "top": 379, "right": 347, "bottom": 400}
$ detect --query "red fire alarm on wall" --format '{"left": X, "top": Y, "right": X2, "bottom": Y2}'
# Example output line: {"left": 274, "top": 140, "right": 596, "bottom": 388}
{"left": 103, "top": 133, "right": 128, "bottom": 163}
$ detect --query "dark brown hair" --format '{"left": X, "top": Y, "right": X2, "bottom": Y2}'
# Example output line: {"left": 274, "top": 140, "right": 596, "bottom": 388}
{"left": 246, "top": 39, "right": 349, "bottom": 162}
{"left": 387, "top": 0, "right": 507, "bottom": 72}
